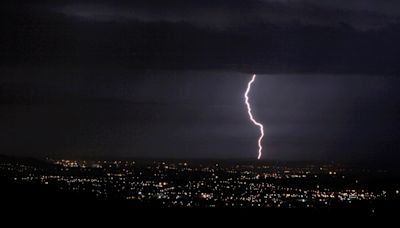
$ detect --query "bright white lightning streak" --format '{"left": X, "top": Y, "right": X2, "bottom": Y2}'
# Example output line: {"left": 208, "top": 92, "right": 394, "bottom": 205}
{"left": 244, "top": 74, "right": 264, "bottom": 160}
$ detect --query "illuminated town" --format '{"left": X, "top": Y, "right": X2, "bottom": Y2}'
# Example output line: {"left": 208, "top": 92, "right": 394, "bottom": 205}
{"left": 1, "top": 155, "right": 399, "bottom": 210}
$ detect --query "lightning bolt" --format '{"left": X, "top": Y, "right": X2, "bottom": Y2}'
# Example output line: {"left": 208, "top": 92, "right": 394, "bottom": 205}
{"left": 244, "top": 74, "right": 264, "bottom": 160}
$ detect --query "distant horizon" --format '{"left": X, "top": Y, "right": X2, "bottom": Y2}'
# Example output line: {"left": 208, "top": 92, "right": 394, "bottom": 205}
{"left": 2, "top": 153, "right": 399, "bottom": 166}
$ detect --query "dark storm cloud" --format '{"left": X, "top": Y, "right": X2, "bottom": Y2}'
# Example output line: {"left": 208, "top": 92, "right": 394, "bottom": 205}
{"left": 2, "top": 0, "right": 400, "bottom": 75}
{"left": 47, "top": 0, "right": 400, "bottom": 29}
{"left": 6, "top": 0, "right": 398, "bottom": 29}
{"left": 5, "top": 0, "right": 400, "bottom": 32}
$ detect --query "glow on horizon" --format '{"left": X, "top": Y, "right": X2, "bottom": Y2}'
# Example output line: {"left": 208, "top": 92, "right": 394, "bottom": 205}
{"left": 244, "top": 74, "right": 264, "bottom": 160}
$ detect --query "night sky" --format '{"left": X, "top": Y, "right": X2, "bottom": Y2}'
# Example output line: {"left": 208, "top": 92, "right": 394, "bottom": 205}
{"left": 1, "top": 0, "right": 400, "bottom": 161}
